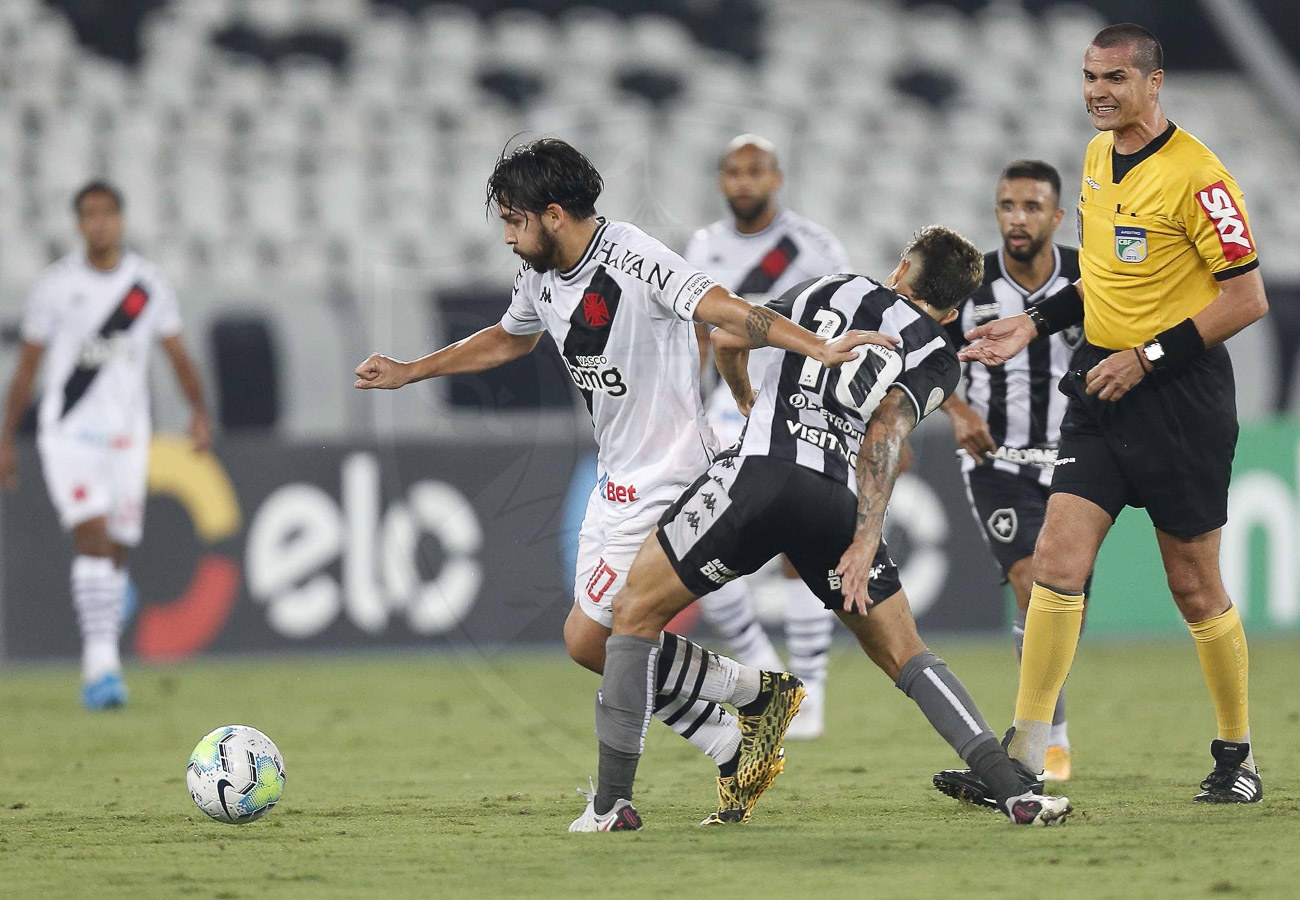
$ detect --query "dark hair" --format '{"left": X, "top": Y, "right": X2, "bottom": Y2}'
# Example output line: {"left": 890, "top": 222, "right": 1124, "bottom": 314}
{"left": 1091, "top": 23, "right": 1163, "bottom": 77}
{"left": 903, "top": 225, "right": 984, "bottom": 311}
{"left": 486, "top": 138, "right": 603, "bottom": 220}
{"left": 73, "top": 179, "right": 124, "bottom": 214}
{"left": 999, "top": 159, "right": 1062, "bottom": 206}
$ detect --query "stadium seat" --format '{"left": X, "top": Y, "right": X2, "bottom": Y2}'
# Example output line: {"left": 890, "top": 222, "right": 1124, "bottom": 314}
{"left": 210, "top": 315, "right": 281, "bottom": 430}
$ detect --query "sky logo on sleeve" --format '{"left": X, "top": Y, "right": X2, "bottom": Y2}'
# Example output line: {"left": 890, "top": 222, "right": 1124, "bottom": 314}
{"left": 1196, "top": 180, "right": 1253, "bottom": 262}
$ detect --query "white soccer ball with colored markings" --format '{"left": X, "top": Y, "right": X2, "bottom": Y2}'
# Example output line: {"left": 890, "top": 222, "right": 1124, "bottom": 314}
{"left": 186, "top": 725, "right": 286, "bottom": 824}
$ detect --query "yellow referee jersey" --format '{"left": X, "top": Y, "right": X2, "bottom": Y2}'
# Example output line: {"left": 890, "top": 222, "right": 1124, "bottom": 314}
{"left": 1077, "top": 124, "right": 1259, "bottom": 350}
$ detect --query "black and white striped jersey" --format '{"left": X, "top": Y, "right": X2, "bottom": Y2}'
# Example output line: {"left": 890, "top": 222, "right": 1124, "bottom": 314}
{"left": 946, "top": 245, "right": 1082, "bottom": 486}
{"left": 736, "top": 274, "right": 960, "bottom": 492}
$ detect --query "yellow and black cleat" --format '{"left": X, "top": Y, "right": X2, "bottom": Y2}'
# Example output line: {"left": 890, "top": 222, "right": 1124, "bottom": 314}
{"left": 731, "top": 672, "right": 804, "bottom": 820}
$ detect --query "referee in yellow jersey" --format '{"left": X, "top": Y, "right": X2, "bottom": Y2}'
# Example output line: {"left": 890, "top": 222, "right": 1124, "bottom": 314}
{"left": 942, "top": 24, "right": 1269, "bottom": 805}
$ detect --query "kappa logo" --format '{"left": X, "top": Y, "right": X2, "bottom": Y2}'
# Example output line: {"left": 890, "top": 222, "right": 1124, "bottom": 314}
{"left": 582, "top": 292, "right": 611, "bottom": 327}
{"left": 539, "top": 286, "right": 552, "bottom": 304}
{"left": 1195, "top": 181, "right": 1254, "bottom": 262}
{"left": 987, "top": 508, "right": 1018, "bottom": 543}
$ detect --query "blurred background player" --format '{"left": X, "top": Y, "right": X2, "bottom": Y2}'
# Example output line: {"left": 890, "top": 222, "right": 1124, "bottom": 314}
{"left": 684, "top": 134, "right": 851, "bottom": 739}
{"left": 940, "top": 160, "right": 1083, "bottom": 781}
{"left": 0, "top": 180, "right": 211, "bottom": 709}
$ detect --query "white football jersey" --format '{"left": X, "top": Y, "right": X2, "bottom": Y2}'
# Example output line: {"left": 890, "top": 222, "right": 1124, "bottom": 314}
{"left": 684, "top": 208, "right": 850, "bottom": 305}
{"left": 22, "top": 251, "right": 182, "bottom": 440}
{"left": 500, "top": 220, "right": 720, "bottom": 517}
{"left": 687, "top": 208, "right": 850, "bottom": 446}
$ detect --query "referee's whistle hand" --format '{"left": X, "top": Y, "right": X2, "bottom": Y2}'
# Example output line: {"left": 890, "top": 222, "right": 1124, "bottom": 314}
{"left": 1084, "top": 350, "right": 1147, "bottom": 402}
{"left": 958, "top": 314, "right": 1036, "bottom": 367}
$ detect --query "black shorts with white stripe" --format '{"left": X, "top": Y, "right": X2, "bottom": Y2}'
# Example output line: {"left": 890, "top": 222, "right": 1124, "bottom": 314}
{"left": 655, "top": 454, "right": 902, "bottom": 611}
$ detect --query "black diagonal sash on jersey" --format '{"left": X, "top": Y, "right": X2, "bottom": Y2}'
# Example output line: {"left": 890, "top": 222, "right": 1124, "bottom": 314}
{"left": 61, "top": 282, "right": 150, "bottom": 418}
{"left": 735, "top": 235, "right": 800, "bottom": 297}
{"left": 562, "top": 266, "right": 622, "bottom": 415}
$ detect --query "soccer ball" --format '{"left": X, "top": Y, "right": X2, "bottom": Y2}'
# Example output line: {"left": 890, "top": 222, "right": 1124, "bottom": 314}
{"left": 186, "top": 725, "right": 286, "bottom": 824}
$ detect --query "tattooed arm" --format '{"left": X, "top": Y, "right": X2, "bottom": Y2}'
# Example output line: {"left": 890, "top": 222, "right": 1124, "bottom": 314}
{"left": 694, "top": 286, "right": 873, "bottom": 368}
{"left": 835, "top": 389, "right": 917, "bottom": 614}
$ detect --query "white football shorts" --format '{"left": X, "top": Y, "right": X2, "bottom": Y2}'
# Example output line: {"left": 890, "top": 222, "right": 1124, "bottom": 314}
{"left": 572, "top": 481, "right": 679, "bottom": 628}
{"left": 37, "top": 432, "right": 149, "bottom": 546}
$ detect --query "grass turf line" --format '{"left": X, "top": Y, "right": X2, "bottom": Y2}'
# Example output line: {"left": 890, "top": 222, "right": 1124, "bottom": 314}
{"left": 1, "top": 639, "right": 1299, "bottom": 899}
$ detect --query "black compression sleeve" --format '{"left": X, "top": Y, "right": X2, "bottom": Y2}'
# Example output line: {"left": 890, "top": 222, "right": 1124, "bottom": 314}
{"left": 1025, "top": 283, "right": 1084, "bottom": 338}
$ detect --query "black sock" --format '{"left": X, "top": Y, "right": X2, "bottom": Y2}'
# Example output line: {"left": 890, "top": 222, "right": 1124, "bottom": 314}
{"left": 718, "top": 749, "right": 740, "bottom": 778}
{"left": 967, "top": 735, "right": 1027, "bottom": 804}
{"left": 595, "top": 741, "right": 640, "bottom": 815}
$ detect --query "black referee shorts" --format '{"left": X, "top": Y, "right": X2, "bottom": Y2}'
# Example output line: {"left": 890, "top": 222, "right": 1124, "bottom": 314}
{"left": 1051, "top": 342, "right": 1237, "bottom": 539}
{"left": 656, "top": 455, "right": 902, "bottom": 611}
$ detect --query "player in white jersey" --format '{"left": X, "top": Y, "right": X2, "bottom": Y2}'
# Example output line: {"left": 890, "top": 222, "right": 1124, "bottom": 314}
{"left": 353, "top": 139, "right": 871, "bottom": 828}
{"left": 0, "top": 181, "right": 211, "bottom": 709}
{"left": 684, "top": 135, "right": 851, "bottom": 739}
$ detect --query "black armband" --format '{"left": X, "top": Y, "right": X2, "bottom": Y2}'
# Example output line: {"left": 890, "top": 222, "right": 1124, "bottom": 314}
{"left": 1141, "top": 318, "right": 1205, "bottom": 371}
{"left": 1025, "top": 283, "right": 1084, "bottom": 338}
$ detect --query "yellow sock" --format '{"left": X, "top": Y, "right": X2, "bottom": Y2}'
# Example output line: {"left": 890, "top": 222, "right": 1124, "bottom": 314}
{"left": 1014, "top": 583, "right": 1085, "bottom": 724}
{"left": 1188, "top": 604, "right": 1250, "bottom": 741}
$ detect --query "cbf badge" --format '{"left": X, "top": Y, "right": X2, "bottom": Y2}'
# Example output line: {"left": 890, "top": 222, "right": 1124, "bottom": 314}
{"left": 1115, "top": 226, "right": 1147, "bottom": 263}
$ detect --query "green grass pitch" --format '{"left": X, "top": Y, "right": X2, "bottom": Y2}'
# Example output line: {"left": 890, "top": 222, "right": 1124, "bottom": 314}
{"left": 2, "top": 637, "right": 1299, "bottom": 899}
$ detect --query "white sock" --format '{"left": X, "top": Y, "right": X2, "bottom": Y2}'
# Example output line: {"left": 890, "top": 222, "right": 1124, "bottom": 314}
{"left": 1050, "top": 721, "right": 1070, "bottom": 750}
{"left": 696, "top": 580, "right": 784, "bottom": 671}
{"left": 73, "top": 556, "right": 125, "bottom": 682}
{"left": 782, "top": 577, "right": 832, "bottom": 692}
{"left": 652, "top": 697, "right": 742, "bottom": 767}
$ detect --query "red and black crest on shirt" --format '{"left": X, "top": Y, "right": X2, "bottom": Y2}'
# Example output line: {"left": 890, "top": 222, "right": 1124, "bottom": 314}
{"left": 736, "top": 235, "right": 800, "bottom": 296}
{"left": 582, "top": 291, "right": 611, "bottom": 327}
{"left": 61, "top": 282, "right": 151, "bottom": 418}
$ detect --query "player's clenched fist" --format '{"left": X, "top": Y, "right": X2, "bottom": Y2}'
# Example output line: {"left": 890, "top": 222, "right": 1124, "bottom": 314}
{"left": 354, "top": 353, "right": 411, "bottom": 390}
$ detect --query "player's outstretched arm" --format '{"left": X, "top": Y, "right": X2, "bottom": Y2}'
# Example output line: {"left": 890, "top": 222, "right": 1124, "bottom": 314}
{"left": 835, "top": 389, "right": 916, "bottom": 614}
{"left": 161, "top": 335, "right": 212, "bottom": 452}
{"left": 0, "top": 341, "right": 45, "bottom": 490}
{"left": 695, "top": 286, "right": 896, "bottom": 368}
{"left": 354, "top": 325, "right": 542, "bottom": 390}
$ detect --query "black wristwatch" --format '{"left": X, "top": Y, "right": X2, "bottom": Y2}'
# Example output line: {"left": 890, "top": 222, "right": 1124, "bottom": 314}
{"left": 1140, "top": 339, "right": 1166, "bottom": 369}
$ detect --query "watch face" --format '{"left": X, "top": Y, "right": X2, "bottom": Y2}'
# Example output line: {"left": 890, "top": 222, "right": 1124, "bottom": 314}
{"left": 1144, "top": 342, "right": 1165, "bottom": 362}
